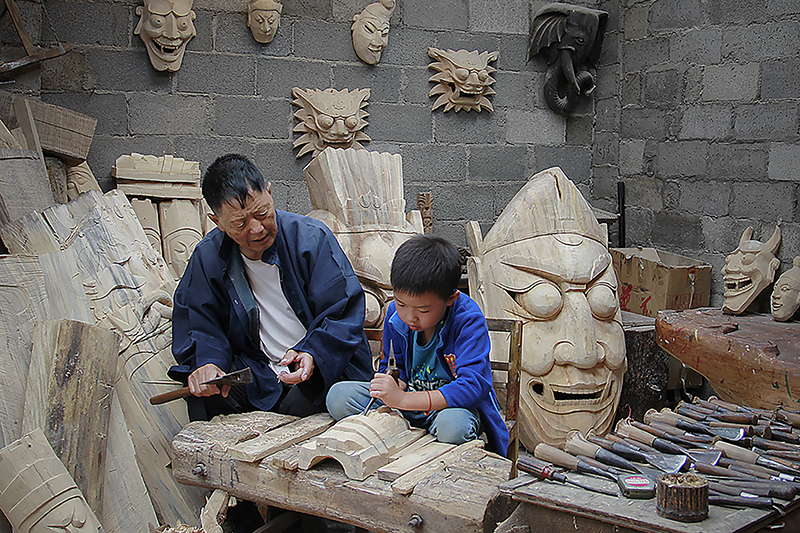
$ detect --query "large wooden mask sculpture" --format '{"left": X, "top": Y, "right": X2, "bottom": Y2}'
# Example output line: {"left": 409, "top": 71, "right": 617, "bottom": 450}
{"left": 0, "top": 429, "right": 103, "bottom": 533}
{"left": 292, "top": 88, "right": 371, "bottom": 158}
{"left": 428, "top": 47, "right": 498, "bottom": 113}
{"left": 722, "top": 226, "right": 781, "bottom": 314}
{"left": 247, "top": 0, "right": 282, "bottom": 44}
{"left": 352, "top": 0, "right": 395, "bottom": 65}
{"left": 467, "top": 167, "right": 626, "bottom": 449}
{"left": 304, "top": 147, "right": 423, "bottom": 327}
{"left": 527, "top": 3, "right": 608, "bottom": 115}
{"left": 135, "top": 0, "right": 196, "bottom": 72}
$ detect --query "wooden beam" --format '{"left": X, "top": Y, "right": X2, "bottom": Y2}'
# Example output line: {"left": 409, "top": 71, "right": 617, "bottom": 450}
{"left": 228, "top": 413, "right": 334, "bottom": 463}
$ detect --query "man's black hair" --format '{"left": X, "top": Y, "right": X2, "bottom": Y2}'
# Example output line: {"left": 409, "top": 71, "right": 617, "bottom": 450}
{"left": 391, "top": 235, "right": 461, "bottom": 301}
{"left": 202, "top": 154, "right": 269, "bottom": 211}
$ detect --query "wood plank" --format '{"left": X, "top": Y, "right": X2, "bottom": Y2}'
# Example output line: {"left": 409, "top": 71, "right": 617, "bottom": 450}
{"left": 0, "top": 117, "right": 21, "bottom": 149}
{"left": 22, "top": 319, "right": 120, "bottom": 515}
{"left": 377, "top": 441, "right": 454, "bottom": 482}
{"left": 229, "top": 413, "right": 335, "bottom": 462}
{"left": 13, "top": 98, "right": 46, "bottom": 172}
{"left": 0, "top": 149, "right": 54, "bottom": 225}
{"left": 388, "top": 433, "right": 435, "bottom": 461}
{"left": 200, "top": 489, "right": 230, "bottom": 533}
{"left": 22, "top": 97, "right": 97, "bottom": 162}
{"left": 390, "top": 439, "right": 485, "bottom": 495}
{"left": 117, "top": 181, "right": 202, "bottom": 200}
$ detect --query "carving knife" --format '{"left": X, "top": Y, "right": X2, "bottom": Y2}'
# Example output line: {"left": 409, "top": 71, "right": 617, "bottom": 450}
{"left": 360, "top": 340, "right": 399, "bottom": 416}
{"left": 149, "top": 367, "right": 253, "bottom": 405}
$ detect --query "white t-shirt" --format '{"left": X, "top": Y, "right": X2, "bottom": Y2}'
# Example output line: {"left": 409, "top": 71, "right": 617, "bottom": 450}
{"left": 241, "top": 253, "right": 307, "bottom": 377}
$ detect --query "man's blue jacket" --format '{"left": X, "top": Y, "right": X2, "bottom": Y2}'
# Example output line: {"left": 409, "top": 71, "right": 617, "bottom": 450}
{"left": 382, "top": 293, "right": 510, "bottom": 456}
{"left": 170, "top": 210, "right": 373, "bottom": 410}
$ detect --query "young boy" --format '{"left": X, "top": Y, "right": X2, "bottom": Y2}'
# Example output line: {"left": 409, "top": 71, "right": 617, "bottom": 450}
{"left": 326, "top": 235, "right": 510, "bottom": 456}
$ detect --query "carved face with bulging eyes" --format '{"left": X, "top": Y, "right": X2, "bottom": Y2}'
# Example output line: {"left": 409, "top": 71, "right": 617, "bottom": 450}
{"left": 291, "top": 88, "right": 371, "bottom": 158}
{"left": 428, "top": 47, "right": 498, "bottom": 113}
{"left": 135, "top": 0, "right": 196, "bottom": 72}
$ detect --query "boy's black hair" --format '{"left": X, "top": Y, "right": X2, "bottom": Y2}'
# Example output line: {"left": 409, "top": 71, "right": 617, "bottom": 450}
{"left": 202, "top": 154, "right": 269, "bottom": 212}
{"left": 391, "top": 235, "right": 461, "bottom": 301}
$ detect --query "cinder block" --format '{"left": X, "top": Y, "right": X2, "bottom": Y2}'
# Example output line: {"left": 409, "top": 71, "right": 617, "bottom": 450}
{"left": 778, "top": 223, "right": 800, "bottom": 267}
{"left": 731, "top": 182, "right": 795, "bottom": 219}
{"left": 566, "top": 115, "right": 594, "bottom": 146}
{"left": 367, "top": 103, "right": 432, "bottom": 143}
{"left": 703, "top": 64, "right": 759, "bottom": 102}
{"left": 622, "top": 38, "right": 669, "bottom": 74}
{"left": 402, "top": 66, "right": 437, "bottom": 106}
{"left": 436, "top": 107, "right": 503, "bottom": 144}
{"left": 193, "top": 0, "right": 243, "bottom": 12}
{"left": 624, "top": 206, "right": 655, "bottom": 247}
{"left": 41, "top": 49, "right": 92, "bottom": 93}
{"left": 214, "top": 97, "right": 289, "bottom": 139}
{"left": 663, "top": 179, "right": 680, "bottom": 211}
{"left": 763, "top": 59, "right": 800, "bottom": 100}
{"left": 497, "top": 33, "right": 531, "bottom": 72}
{"left": 620, "top": 108, "right": 668, "bottom": 140}
{"left": 650, "top": 0, "right": 702, "bottom": 29}
{"left": 431, "top": 181, "right": 495, "bottom": 221}
{"left": 333, "top": 64, "right": 402, "bottom": 103}
{"left": 505, "top": 109, "right": 565, "bottom": 145}
{"left": 700, "top": 216, "right": 749, "bottom": 254}
{"left": 655, "top": 141, "right": 708, "bottom": 177}
{"left": 624, "top": 4, "right": 649, "bottom": 40}
{"left": 534, "top": 146, "right": 592, "bottom": 184}
{"left": 596, "top": 98, "right": 620, "bottom": 132}
{"left": 378, "top": 27, "right": 438, "bottom": 67}
{"left": 598, "top": 33, "right": 619, "bottom": 67}
{"left": 404, "top": 0, "right": 468, "bottom": 31}
{"left": 469, "top": 145, "right": 528, "bottom": 182}
{"left": 129, "top": 94, "right": 213, "bottom": 136}
{"left": 679, "top": 105, "right": 732, "bottom": 140}
{"left": 257, "top": 58, "right": 332, "bottom": 99}
{"left": 708, "top": 143, "right": 768, "bottom": 180}
{"left": 42, "top": 1, "right": 129, "bottom": 46}
{"left": 434, "top": 34, "right": 502, "bottom": 61}
{"left": 709, "top": 0, "right": 770, "bottom": 24}
{"left": 620, "top": 140, "right": 646, "bottom": 175}
{"left": 651, "top": 212, "right": 703, "bottom": 250}
{"left": 402, "top": 144, "right": 467, "bottom": 183}
{"left": 85, "top": 49, "right": 172, "bottom": 93}
{"left": 189, "top": 10, "right": 213, "bottom": 52}
{"left": 494, "top": 180, "right": 527, "bottom": 217}
{"left": 626, "top": 176, "right": 664, "bottom": 212}
{"left": 282, "top": 0, "right": 331, "bottom": 19}
{"left": 595, "top": 64, "right": 619, "bottom": 100}
{"left": 295, "top": 20, "right": 356, "bottom": 61}
{"left": 432, "top": 221, "right": 468, "bottom": 248}
{"left": 469, "top": 0, "right": 528, "bottom": 34}
{"left": 679, "top": 181, "right": 731, "bottom": 216}
{"left": 593, "top": 132, "right": 620, "bottom": 167}
{"left": 645, "top": 70, "right": 681, "bottom": 110}
{"left": 215, "top": 12, "right": 291, "bottom": 56}
{"left": 621, "top": 73, "right": 641, "bottom": 107}
{"left": 769, "top": 143, "right": 800, "bottom": 182}
{"left": 41, "top": 93, "right": 126, "bottom": 136}
{"left": 491, "top": 71, "right": 537, "bottom": 111}
{"left": 593, "top": 176, "right": 619, "bottom": 200}
{"left": 251, "top": 140, "right": 307, "bottom": 185}
{"left": 669, "top": 29, "right": 722, "bottom": 64}
{"left": 722, "top": 22, "right": 800, "bottom": 63}
{"left": 734, "top": 103, "right": 799, "bottom": 141}
{"left": 177, "top": 53, "right": 256, "bottom": 95}
{"left": 1, "top": 1, "right": 39, "bottom": 46}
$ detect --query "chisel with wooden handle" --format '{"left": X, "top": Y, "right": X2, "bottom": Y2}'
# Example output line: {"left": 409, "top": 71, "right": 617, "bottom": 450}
{"left": 677, "top": 401, "right": 759, "bottom": 425}
{"left": 149, "top": 367, "right": 253, "bottom": 405}
{"left": 586, "top": 433, "right": 687, "bottom": 473}
{"left": 645, "top": 408, "right": 747, "bottom": 442}
{"left": 708, "top": 493, "right": 774, "bottom": 509}
{"left": 517, "top": 456, "right": 619, "bottom": 497}
{"left": 615, "top": 419, "right": 722, "bottom": 465}
{"left": 534, "top": 443, "right": 617, "bottom": 481}
{"left": 715, "top": 440, "right": 800, "bottom": 477}
{"left": 647, "top": 419, "right": 720, "bottom": 445}
{"left": 565, "top": 430, "right": 658, "bottom": 479}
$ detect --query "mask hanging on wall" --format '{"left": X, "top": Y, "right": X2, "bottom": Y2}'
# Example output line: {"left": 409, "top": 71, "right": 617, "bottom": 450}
{"left": 722, "top": 226, "right": 781, "bottom": 315}
{"left": 135, "top": 0, "right": 197, "bottom": 72}
{"left": 428, "top": 47, "right": 498, "bottom": 113}
{"left": 291, "top": 87, "right": 371, "bottom": 158}
{"left": 467, "top": 167, "right": 626, "bottom": 450}
{"left": 247, "top": 0, "right": 282, "bottom": 43}
{"left": 351, "top": 0, "right": 395, "bottom": 65}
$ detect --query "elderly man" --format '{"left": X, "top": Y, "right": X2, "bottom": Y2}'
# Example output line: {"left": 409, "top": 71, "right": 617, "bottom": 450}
{"left": 170, "top": 153, "right": 372, "bottom": 421}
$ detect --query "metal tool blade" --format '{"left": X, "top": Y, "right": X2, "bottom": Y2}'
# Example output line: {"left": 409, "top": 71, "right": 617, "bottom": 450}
{"left": 202, "top": 367, "right": 253, "bottom": 387}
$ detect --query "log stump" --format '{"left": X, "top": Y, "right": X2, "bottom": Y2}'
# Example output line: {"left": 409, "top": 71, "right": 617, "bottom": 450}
{"left": 656, "top": 473, "right": 709, "bottom": 522}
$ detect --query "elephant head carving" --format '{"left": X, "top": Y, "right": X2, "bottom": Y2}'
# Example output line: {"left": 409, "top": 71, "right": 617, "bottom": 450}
{"left": 527, "top": 3, "right": 608, "bottom": 115}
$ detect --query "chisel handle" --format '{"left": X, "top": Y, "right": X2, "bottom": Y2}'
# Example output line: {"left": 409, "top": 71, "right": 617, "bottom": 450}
{"left": 150, "top": 386, "right": 191, "bottom": 405}
{"left": 715, "top": 441, "right": 759, "bottom": 463}
{"left": 534, "top": 443, "right": 579, "bottom": 471}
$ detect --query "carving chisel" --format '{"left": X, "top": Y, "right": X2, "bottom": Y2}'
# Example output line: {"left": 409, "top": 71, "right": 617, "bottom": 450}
{"left": 149, "top": 367, "right": 253, "bottom": 405}
{"left": 586, "top": 433, "right": 686, "bottom": 473}
{"left": 517, "top": 456, "right": 618, "bottom": 497}
{"left": 645, "top": 408, "right": 747, "bottom": 442}
{"left": 716, "top": 440, "right": 800, "bottom": 477}
{"left": 565, "top": 430, "right": 660, "bottom": 480}
{"left": 361, "top": 340, "right": 399, "bottom": 416}
{"left": 615, "top": 419, "right": 722, "bottom": 465}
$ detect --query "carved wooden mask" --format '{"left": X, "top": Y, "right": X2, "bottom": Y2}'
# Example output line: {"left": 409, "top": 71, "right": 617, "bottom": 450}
{"left": 722, "top": 226, "right": 781, "bottom": 314}
{"left": 467, "top": 167, "right": 626, "bottom": 449}
{"left": 247, "top": 0, "right": 282, "bottom": 43}
{"left": 428, "top": 47, "right": 498, "bottom": 113}
{"left": 292, "top": 88, "right": 371, "bottom": 158}
{"left": 772, "top": 257, "right": 800, "bottom": 321}
{"left": 135, "top": 0, "right": 196, "bottom": 72}
{"left": 351, "top": 0, "right": 395, "bottom": 64}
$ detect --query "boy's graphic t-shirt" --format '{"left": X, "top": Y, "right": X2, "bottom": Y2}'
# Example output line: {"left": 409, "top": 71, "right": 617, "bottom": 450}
{"left": 406, "top": 319, "right": 453, "bottom": 393}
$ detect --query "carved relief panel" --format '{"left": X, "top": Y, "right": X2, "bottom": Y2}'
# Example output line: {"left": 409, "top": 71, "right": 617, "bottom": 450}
{"left": 428, "top": 47, "right": 498, "bottom": 113}
{"left": 292, "top": 88, "right": 371, "bottom": 158}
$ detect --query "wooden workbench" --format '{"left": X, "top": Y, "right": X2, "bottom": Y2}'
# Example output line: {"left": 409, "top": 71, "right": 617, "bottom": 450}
{"left": 496, "top": 473, "right": 800, "bottom": 533}
{"left": 171, "top": 411, "right": 512, "bottom": 533}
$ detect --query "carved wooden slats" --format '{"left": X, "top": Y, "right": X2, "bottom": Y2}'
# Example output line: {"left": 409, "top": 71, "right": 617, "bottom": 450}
{"left": 228, "top": 413, "right": 334, "bottom": 463}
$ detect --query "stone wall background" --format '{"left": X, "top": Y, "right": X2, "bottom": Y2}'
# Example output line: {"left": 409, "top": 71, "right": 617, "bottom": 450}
{"left": 1, "top": 0, "right": 798, "bottom": 305}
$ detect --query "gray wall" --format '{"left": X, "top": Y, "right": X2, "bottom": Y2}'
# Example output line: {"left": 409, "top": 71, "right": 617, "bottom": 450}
{"left": 2, "top": 0, "right": 799, "bottom": 305}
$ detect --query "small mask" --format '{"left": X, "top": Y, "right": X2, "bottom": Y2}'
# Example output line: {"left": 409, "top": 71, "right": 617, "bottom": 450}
{"left": 135, "top": 0, "right": 196, "bottom": 72}
{"left": 247, "top": 0, "right": 282, "bottom": 43}
{"left": 428, "top": 47, "right": 498, "bottom": 113}
{"left": 772, "top": 256, "right": 800, "bottom": 321}
{"left": 722, "top": 226, "right": 781, "bottom": 315}
{"left": 292, "top": 88, "right": 371, "bottom": 158}
{"left": 467, "top": 167, "right": 626, "bottom": 449}
{"left": 351, "top": 0, "right": 395, "bottom": 65}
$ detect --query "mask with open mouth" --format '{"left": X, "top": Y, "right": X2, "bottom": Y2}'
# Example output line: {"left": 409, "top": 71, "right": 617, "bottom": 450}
{"left": 135, "top": 0, "right": 196, "bottom": 72}
{"left": 466, "top": 167, "right": 626, "bottom": 449}
{"left": 428, "top": 47, "right": 498, "bottom": 113}
{"left": 722, "top": 226, "right": 780, "bottom": 315}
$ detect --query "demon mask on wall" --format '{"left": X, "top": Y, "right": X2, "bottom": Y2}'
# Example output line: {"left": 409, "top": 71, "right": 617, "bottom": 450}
{"left": 722, "top": 226, "right": 781, "bottom": 314}
{"left": 527, "top": 3, "right": 607, "bottom": 115}
{"left": 467, "top": 167, "right": 626, "bottom": 449}
{"left": 135, "top": 0, "right": 196, "bottom": 72}
{"left": 428, "top": 47, "right": 498, "bottom": 113}
{"left": 292, "top": 88, "right": 371, "bottom": 158}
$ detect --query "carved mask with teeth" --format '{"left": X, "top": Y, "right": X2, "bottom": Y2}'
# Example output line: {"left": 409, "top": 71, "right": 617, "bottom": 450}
{"left": 135, "top": 0, "right": 196, "bottom": 72}
{"left": 723, "top": 226, "right": 781, "bottom": 314}
{"left": 466, "top": 167, "right": 626, "bottom": 449}
{"left": 428, "top": 47, "right": 498, "bottom": 113}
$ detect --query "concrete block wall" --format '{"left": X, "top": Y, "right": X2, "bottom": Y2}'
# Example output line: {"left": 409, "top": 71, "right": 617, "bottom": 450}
{"left": 0, "top": 0, "right": 596, "bottom": 249}
{"left": 597, "top": 0, "right": 800, "bottom": 305}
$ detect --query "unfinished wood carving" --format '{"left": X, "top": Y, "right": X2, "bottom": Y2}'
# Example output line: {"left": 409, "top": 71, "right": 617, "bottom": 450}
{"left": 297, "top": 407, "right": 426, "bottom": 481}
{"left": 722, "top": 226, "right": 781, "bottom": 315}
{"left": 0, "top": 149, "right": 55, "bottom": 224}
{"left": 45, "top": 156, "right": 68, "bottom": 204}
{"left": 417, "top": 191, "right": 433, "bottom": 234}
{"left": 0, "top": 428, "right": 103, "bottom": 533}
{"left": 428, "top": 47, "right": 498, "bottom": 113}
{"left": 292, "top": 88, "right": 371, "bottom": 158}
{"left": 131, "top": 198, "right": 162, "bottom": 252}
{"left": 467, "top": 167, "right": 626, "bottom": 450}
{"left": 66, "top": 161, "right": 102, "bottom": 201}
{"left": 114, "top": 152, "right": 201, "bottom": 199}
{"left": 159, "top": 199, "right": 203, "bottom": 279}
{"left": 135, "top": 0, "right": 196, "bottom": 72}
{"left": 772, "top": 257, "right": 800, "bottom": 321}
{"left": 247, "top": 0, "right": 282, "bottom": 43}
{"left": 352, "top": 0, "right": 395, "bottom": 65}
{"left": 304, "top": 147, "right": 423, "bottom": 327}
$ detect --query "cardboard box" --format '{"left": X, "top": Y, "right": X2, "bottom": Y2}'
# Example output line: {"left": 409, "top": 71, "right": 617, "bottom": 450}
{"left": 611, "top": 247, "right": 711, "bottom": 318}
